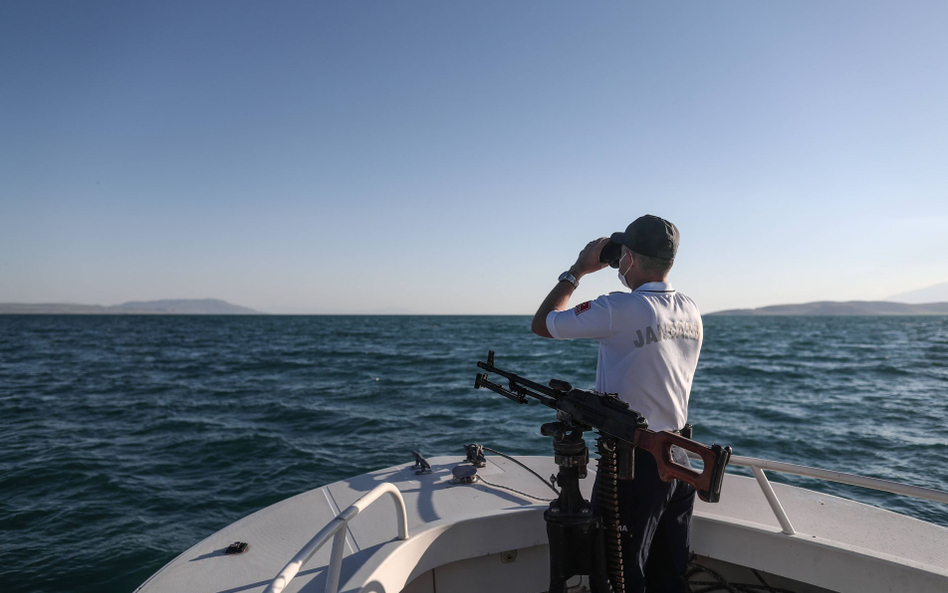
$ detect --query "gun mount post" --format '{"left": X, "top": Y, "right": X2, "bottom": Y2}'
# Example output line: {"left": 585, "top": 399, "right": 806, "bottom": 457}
{"left": 541, "top": 422, "right": 614, "bottom": 593}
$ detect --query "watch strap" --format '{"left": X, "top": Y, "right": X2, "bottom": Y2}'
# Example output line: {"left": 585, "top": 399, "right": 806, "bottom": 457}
{"left": 558, "top": 271, "right": 579, "bottom": 288}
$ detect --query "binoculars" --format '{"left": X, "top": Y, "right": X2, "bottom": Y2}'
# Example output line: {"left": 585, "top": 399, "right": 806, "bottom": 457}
{"left": 599, "top": 240, "right": 623, "bottom": 268}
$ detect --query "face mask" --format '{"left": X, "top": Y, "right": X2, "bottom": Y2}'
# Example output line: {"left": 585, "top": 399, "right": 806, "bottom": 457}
{"left": 617, "top": 252, "right": 632, "bottom": 289}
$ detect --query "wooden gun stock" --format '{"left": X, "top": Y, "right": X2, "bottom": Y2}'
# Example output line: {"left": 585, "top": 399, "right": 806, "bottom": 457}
{"left": 633, "top": 429, "right": 731, "bottom": 503}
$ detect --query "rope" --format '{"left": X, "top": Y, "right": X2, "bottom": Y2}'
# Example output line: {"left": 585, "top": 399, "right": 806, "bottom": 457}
{"left": 481, "top": 446, "right": 560, "bottom": 495}
{"left": 686, "top": 557, "right": 795, "bottom": 593}
{"left": 476, "top": 476, "right": 556, "bottom": 502}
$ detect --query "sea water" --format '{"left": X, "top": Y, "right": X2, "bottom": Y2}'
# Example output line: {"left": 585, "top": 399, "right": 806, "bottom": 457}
{"left": 1, "top": 315, "right": 946, "bottom": 593}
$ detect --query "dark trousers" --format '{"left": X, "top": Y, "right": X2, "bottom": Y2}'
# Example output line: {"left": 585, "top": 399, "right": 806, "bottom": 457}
{"left": 593, "top": 447, "right": 696, "bottom": 593}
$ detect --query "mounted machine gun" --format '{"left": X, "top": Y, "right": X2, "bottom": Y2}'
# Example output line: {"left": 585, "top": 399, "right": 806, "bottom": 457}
{"left": 474, "top": 351, "right": 731, "bottom": 593}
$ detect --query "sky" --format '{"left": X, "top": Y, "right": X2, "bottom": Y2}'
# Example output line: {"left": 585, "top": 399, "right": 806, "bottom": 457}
{"left": 2, "top": 1, "right": 947, "bottom": 314}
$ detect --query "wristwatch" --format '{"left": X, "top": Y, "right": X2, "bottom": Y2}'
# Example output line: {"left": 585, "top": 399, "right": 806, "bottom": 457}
{"left": 558, "top": 270, "right": 579, "bottom": 288}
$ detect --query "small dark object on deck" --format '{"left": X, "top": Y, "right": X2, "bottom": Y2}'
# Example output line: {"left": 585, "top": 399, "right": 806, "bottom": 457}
{"left": 452, "top": 465, "right": 478, "bottom": 484}
{"left": 464, "top": 443, "right": 487, "bottom": 467}
{"left": 411, "top": 450, "right": 432, "bottom": 474}
{"left": 224, "top": 541, "right": 249, "bottom": 555}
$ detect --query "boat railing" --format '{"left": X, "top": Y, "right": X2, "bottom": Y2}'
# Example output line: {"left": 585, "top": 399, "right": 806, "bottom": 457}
{"left": 705, "top": 454, "right": 948, "bottom": 535}
{"left": 263, "top": 482, "right": 409, "bottom": 593}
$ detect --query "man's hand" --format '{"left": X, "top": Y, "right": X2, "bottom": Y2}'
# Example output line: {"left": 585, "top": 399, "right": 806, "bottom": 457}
{"left": 570, "top": 237, "right": 611, "bottom": 279}
{"left": 532, "top": 237, "right": 612, "bottom": 338}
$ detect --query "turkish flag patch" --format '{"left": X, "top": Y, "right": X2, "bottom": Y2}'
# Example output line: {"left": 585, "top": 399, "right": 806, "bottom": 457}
{"left": 575, "top": 301, "right": 591, "bottom": 316}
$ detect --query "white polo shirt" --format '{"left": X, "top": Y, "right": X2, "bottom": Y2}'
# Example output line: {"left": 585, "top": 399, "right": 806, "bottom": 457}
{"left": 545, "top": 282, "right": 703, "bottom": 432}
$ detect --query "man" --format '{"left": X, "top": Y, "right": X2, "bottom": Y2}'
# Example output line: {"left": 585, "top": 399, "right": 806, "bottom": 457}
{"left": 531, "top": 214, "right": 703, "bottom": 593}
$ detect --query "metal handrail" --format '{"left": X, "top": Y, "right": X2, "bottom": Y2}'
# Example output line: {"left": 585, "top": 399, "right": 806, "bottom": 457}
{"left": 692, "top": 453, "right": 948, "bottom": 535}
{"left": 263, "top": 482, "right": 409, "bottom": 593}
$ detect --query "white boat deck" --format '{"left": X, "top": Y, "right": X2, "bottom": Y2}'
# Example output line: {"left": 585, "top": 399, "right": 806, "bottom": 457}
{"left": 135, "top": 454, "right": 948, "bottom": 593}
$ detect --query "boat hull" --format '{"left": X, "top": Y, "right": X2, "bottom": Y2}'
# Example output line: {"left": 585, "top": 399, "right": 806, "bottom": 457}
{"left": 135, "top": 455, "right": 948, "bottom": 593}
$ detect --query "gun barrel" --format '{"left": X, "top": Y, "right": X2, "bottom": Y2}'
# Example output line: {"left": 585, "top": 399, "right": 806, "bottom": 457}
{"left": 476, "top": 359, "right": 559, "bottom": 402}
{"left": 474, "top": 373, "right": 529, "bottom": 404}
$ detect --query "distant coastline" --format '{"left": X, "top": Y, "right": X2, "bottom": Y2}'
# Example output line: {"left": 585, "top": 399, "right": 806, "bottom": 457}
{"left": 708, "top": 300, "right": 948, "bottom": 316}
{"left": 5, "top": 299, "right": 948, "bottom": 316}
{"left": 0, "top": 299, "right": 260, "bottom": 315}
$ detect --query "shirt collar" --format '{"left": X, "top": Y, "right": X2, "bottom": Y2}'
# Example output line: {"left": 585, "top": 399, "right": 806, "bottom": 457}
{"left": 634, "top": 281, "right": 675, "bottom": 293}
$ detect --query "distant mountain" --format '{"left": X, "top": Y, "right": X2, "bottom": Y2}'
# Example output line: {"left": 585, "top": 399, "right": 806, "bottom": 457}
{"left": 110, "top": 299, "right": 259, "bottom": 314}
{"left": 708, "top": 301, "right": 948, "bottom": 316}
{"left": 887, "top": 281, "right": 948, "bottom": 304}
{"left": 0, "top": 299, "right": 260, "bottom": 315}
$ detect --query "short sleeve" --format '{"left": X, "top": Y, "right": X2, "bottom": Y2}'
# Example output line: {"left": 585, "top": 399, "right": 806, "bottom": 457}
{"left": 546, "top": 295, "right": 613, "bottom": 340}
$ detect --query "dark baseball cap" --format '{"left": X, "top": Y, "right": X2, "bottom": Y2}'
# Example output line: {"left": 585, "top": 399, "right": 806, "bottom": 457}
{"left": 610, "top": 215, "right": 679, "bottom": 260}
